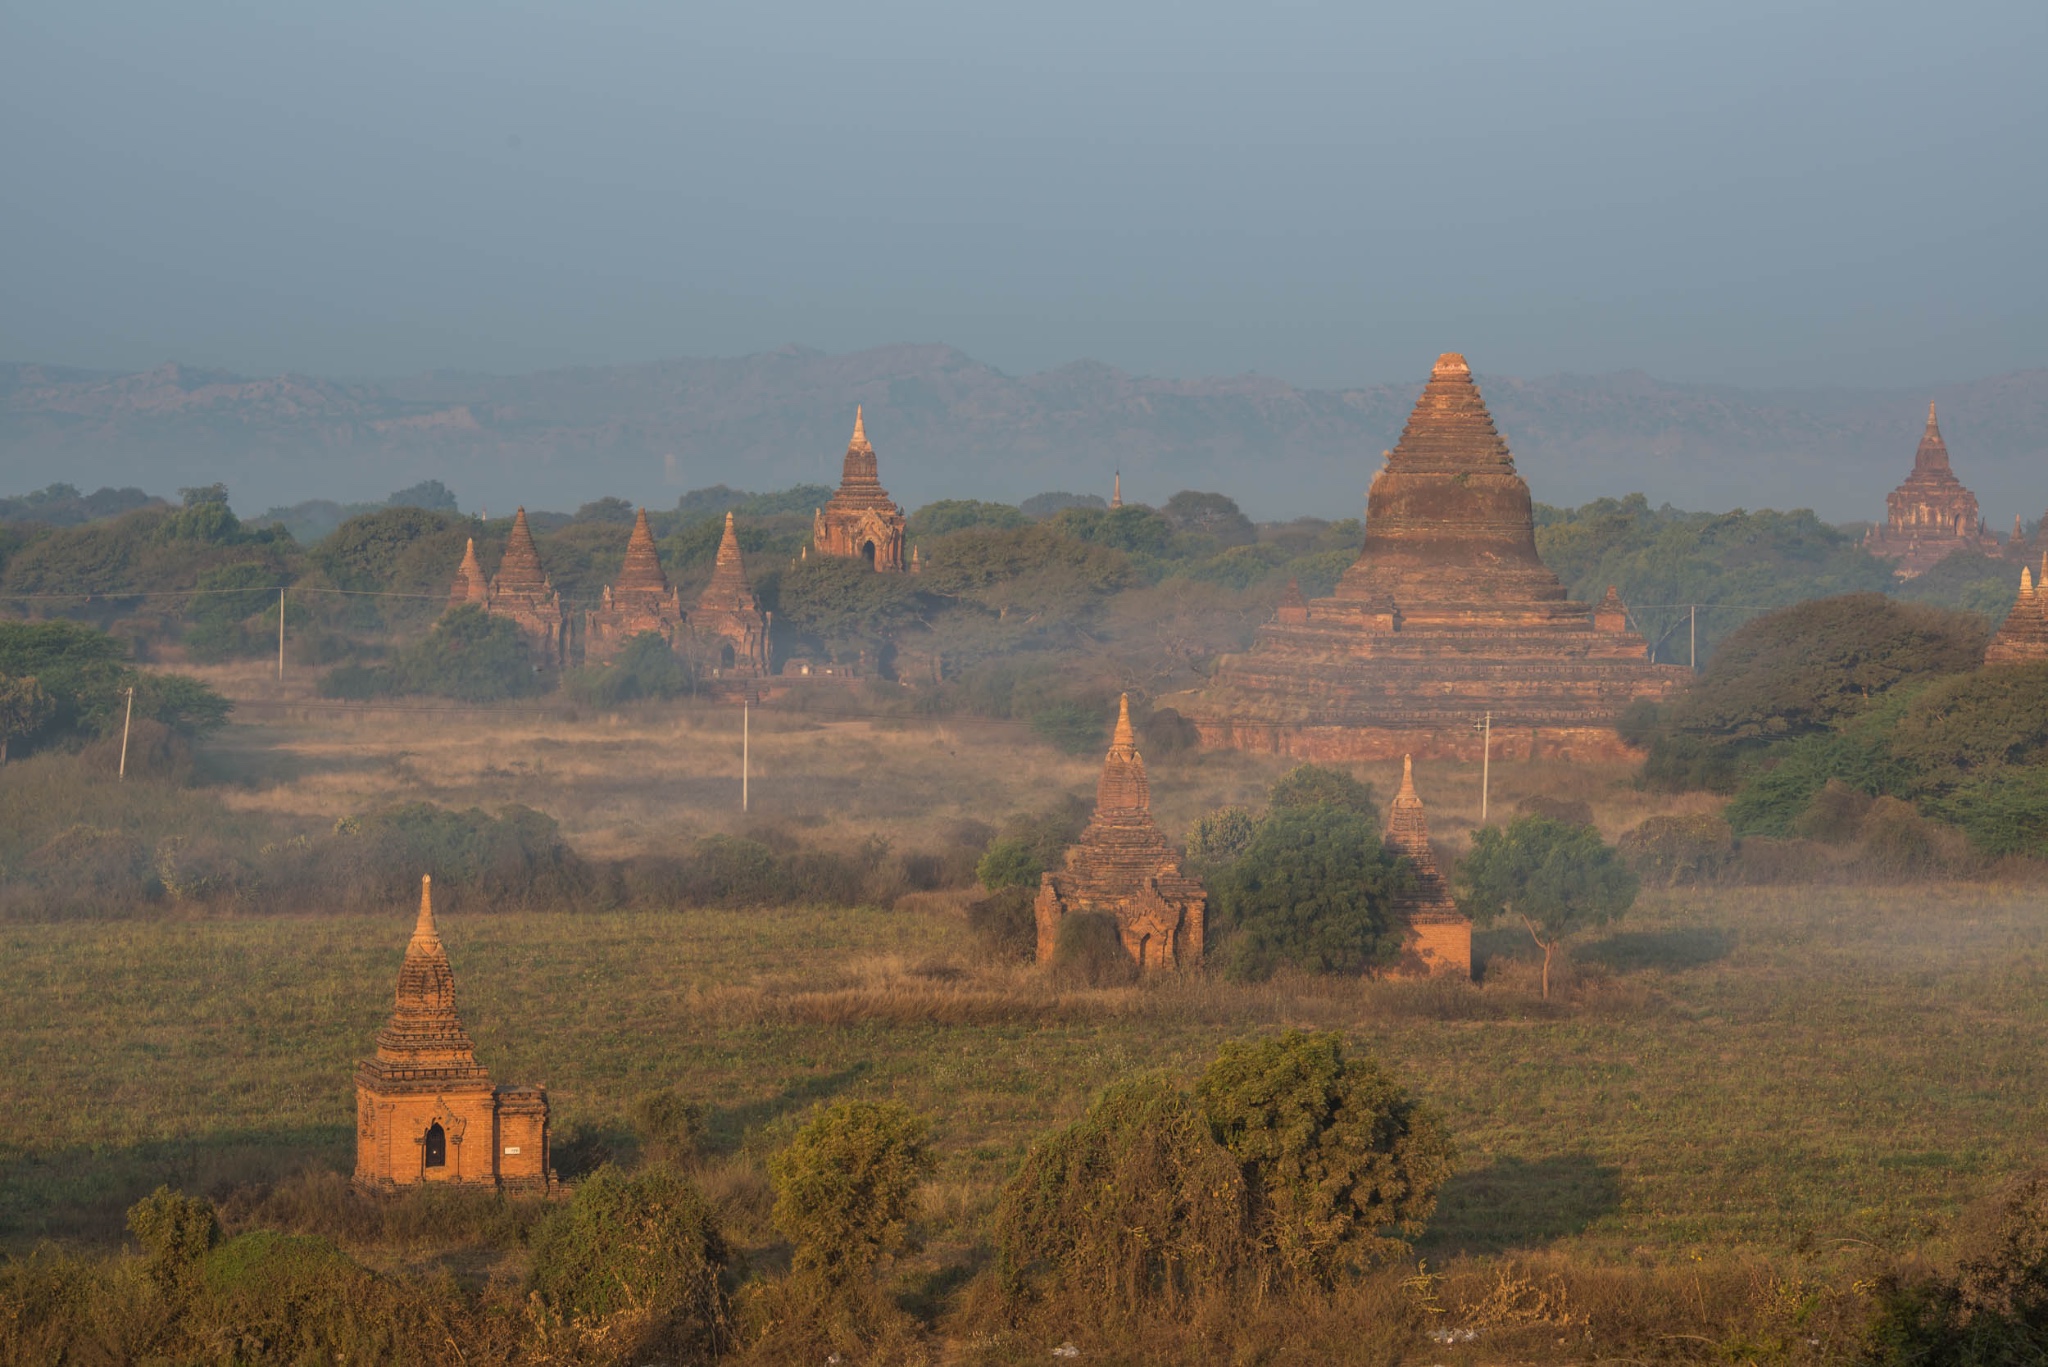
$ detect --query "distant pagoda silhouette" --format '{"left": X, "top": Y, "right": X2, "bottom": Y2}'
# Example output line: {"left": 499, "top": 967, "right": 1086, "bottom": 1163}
{"left": 813, "top": 407, "right": 908, "bottom": 571}
{"left": 1864, "top": 403, "right": 2002, "bottom": 577}
{"left": 584, "top": 507, "right": 684, "bottom": 663}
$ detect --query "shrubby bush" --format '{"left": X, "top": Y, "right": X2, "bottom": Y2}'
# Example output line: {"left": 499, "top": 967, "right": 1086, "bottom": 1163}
{"left": 968, "top": 884, "right": 1038, "bottom": 961}
{"left": 997, "top": 1037, "right": 1450, "bottom": 1317}
{"left": 563, "top": 630, "right": 693, "bottom": 707}
{"left": 528, "top": 1165, "right": 730, "bottom": 1361}
{"left": 1618, "top": 814, "right": 1736, "bottom": 886}
{"left": 1197, "top": 1031, "right": 1455, "bottom": 1286}
{"left": 318, "top": 606, "right": 548, "bottom": 702}
{"left": 1185, "top": 805, "right": 1256, "bottom": 869}
{"left": 995, "top": 1073, "right": 1251, "bottom": 1314}
{"left": 1864, "top": 1169, "right": 2048, "bottom": 1365}
{"left": 1049, "top": 910, "right": 1138, "bottom": 988}
{"left": 0, "top": 620, "right": 230, "bottom": 748}
{"left": 1456, "top": 815, "right": 1638, "bottom": 999}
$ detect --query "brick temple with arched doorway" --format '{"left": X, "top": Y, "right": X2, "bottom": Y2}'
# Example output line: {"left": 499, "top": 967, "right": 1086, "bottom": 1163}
{"left": 354, "top": 876, "right": 553, "bottom": 1191}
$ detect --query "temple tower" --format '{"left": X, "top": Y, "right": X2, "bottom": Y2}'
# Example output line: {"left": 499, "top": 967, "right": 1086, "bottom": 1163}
{"left": 585, "top": 507, "right": 684, "bottom": 663}
{"left": 1985, "top": 560, "right": 2048, "bottom": 665}
{"left": 1185, "top": 353, "right": 1685, "bottom": 761}
{"left": 1035, "top": 695, "right": 1207, "bottom": 971}
{"left": 691, "top": 511, "right": 772, "bottom": 676}
{"left": 1864, "top": 403, "right": 2001, "bottom": 576}
{"left": 1382, "top": 756, "right": 1472, "bottom": 978}
{"left": 812, "top": 407, "right": 908, "bottom": 571}
{"left": 480, "top": 508, "right": 567, "bottom": 666}
{"left": 354, "top": 877, "right": 552, "bottom": 1191}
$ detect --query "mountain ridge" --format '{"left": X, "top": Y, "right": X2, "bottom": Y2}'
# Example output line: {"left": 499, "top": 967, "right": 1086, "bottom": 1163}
{"left": 4, "top": 347, "right": 2044, "bottom": 523}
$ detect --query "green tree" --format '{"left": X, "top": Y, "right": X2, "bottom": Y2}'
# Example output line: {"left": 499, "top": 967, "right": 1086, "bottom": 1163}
{"left": 126, "top": 1186, "right": 220, "bottom": 1290}
{"left": 976, "top": 836, "right": 1045, "bottom": 891}
{"left": 0, "top": 673, "right": 54, "bottom": 762}
{"left": 1185, "top": 805, "right": 1256, "bottom": 868}
{"left": 771, "top": 556, "right": 923, "bottom": 659}
{"left": 399, "top": 606, "right": 548, "bottom": 701}
{"left": 385, "top": 479, "right": 459, "bottom": 512}
{"left": 1211, "top": 805, "right": 1410, "bottom": 981}
{"left": 1161, "top": 490, "right": 1256, "bottom": 547}
{"left": 1454, "top": 815, "right": 1639, "bottom": 999}
{"left": 312, "top": 506, "right": 465, "bottom": 592}
{"left": 769, "top": 1099, "right": 934, "bottom": 1288}
{"left": 907, "top": 498, "right": 1028, "bottom": 541}
{"left": 1197, "top": 1031, "right": 1455, "bottom": 1285}
{"left": 1267, "top": 762, "right": 1377, "bottom": 816}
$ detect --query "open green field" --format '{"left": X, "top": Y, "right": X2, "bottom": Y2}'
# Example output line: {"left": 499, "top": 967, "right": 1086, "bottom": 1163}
{"left": 7, "top": 875, "right": 2045, "bottom": 1283}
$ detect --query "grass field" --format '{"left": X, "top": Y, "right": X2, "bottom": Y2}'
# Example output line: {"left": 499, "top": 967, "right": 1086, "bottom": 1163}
{"left": 6, "top": 875, "right": 2045, "bottom": 1286}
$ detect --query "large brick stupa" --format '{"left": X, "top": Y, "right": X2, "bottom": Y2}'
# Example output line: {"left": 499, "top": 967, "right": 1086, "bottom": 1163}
{"left": 1185, "top": 353, "right": 1687, "bottom": 762}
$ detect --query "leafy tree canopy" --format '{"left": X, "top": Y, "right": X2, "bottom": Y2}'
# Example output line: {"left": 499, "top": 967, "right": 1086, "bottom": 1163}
{"left": 770, "top": 1099, "right": 934, "bottom": 1287}
{"left": 907, "top": 499, "right": 1028, "bottom": 542}
{"left": 1268, "top": 762, "right": 1377, "bottom": 817}
{"left": 1894, "top": 550, "right": 2028, "bottom": 623}
{"left": 312, "top": 507, "right": 464, "bottom": 592}
{"left": 385, "top": 479, "right": 459, "bottom": 513}
{"left": 1212, "top": 804, "right": 1409, "bottom": 981}
{"left": 1454, "top": 815, "right": 1637, "bottom": 997}
{"left": 1019, "top": 490, "right": 1106, "bottom": 519}
{"left": 1535, "top": 495, "right": 1897, "bottom": 664}
{"left": 1162, "top": 490, "right": 1256, "bottom": 547}
{"left": 769, "top": 557, "right": 924, "bottom": 652}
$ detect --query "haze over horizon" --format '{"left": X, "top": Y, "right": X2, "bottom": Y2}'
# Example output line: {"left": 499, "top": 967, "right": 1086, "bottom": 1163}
{"left": 4, "top": 1, "right": 2045, "bottom": 396}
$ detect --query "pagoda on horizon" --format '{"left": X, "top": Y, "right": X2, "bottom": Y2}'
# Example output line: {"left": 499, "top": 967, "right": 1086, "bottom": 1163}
{"left": 812, "top": 407, "right": 909, "bottom": 572}
{"left": 584, "top": 507, "right": 684, "bottom": 663}
{"left": 1864, "top": 403, "right": 2003, "bottom": 577}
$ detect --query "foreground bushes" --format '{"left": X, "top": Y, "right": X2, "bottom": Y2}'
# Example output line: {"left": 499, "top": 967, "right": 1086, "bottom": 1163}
{"left": 997, "top": 1031, "right": 1452, "bottom": 1316}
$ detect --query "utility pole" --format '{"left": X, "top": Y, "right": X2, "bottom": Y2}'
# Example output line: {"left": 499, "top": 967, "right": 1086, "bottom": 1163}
{"left": 118, "top": 686, "right": 134, "bottom": 780}
{"left": 278, "top": 588, "right": 286, "bottom": 682}
{"left": 1690, "top": 604, "right": 1697, "bottom": 672}
{"left": 1473, "top": 710, "right": 1492, "bottom": 824}
{"left": 742, "top": 699, "right": 750, "bottom": 814}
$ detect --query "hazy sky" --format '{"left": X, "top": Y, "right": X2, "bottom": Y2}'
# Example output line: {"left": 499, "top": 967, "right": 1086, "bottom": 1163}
{"left": 3, "top": 0, "right": 2043, "bottom": 390}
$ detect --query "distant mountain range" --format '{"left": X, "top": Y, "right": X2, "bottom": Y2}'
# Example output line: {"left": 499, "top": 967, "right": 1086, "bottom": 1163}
{"left": 3, "top": 346, "right": 2045, "bottom": 523}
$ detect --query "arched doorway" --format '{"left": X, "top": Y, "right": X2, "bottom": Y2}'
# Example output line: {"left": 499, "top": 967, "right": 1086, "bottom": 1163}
{"left": 719, "top": 642, "right": 736, "bottom": 670}
{"left": 860, "top": 540, "right": 876, "bottom": 568}
{"left": 424, "top": 1122, "right": 446, "bottom": 1169}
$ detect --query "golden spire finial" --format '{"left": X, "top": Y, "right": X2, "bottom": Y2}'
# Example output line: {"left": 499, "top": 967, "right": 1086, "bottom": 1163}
{"left": 852, "top": 405, "right": 866, "bottom": 444}
{"left": 414, "top": 874, "right": 437, "bottom": 939}
{"left": 1111, "top": 692, "right": 1135, "bottom": 750}
{"left": 1928, "top": 399, "right": 1938, "bottom": 429}
{"left": 1112, "top": 471, "right": 1122, "bottom": 507}
{"left": 2024, "top": 567, "right": 2035, "bottom": 596}
{"left": 1398, "top": 753, "right": 1417, "bottom": 800}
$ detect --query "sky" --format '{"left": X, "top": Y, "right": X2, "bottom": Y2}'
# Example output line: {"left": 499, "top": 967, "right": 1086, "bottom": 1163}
{"left": 2, "top": 0, "right": 2044, "bottom": 392}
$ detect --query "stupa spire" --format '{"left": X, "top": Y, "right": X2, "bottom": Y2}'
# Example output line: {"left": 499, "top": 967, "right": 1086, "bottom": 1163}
{"left": 1112, "top": 471, "right": 1123, "bottom": 508}
{"left": 852, "top": 404, "right": 867, "bottom": 448}
{"left": 414, "top": 874, "right": 438, "bottom": 942}
{"left": 494, "top": 508, "right": 548, "bottom": 592}
{"left": 610, "top": 507, "right": 670, "bottom": 597}
{"left": 449, "top": 537, "right": 488, "bottom": 607}
{"left": 1095, "top": 693, "right": 1149, "bottom": 812}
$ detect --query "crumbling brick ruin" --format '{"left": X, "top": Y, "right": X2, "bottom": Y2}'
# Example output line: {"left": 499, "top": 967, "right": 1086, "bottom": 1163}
{"left": 1382, "top": 755, "right": 1472, "bottom": 978}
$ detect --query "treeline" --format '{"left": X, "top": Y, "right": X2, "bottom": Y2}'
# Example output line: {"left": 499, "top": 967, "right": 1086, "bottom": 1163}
{"left": 1625, "top": 593, "right": 2048, "bottom": 869}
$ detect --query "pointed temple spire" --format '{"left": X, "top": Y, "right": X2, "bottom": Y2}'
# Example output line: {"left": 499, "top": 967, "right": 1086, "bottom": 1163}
{"left": 1913, "top": 400, "right": 1954, "bottom": 477}
{"left": 1096, "top": 693, "right": 1149, "bottom": 812}
{"left": 1112, "top": 471, "right": 1123, "bottom": 508}
{"left": 493, "top": 508, "right": 548, "bottom": 592}
{"left": 612, "top": 507, "right": 670, "bottom": 597}
{"left": 692, "top": 510, "right": 771, "bottom": 675}
{"left": 373, "top": 875, "right": 482, "bottom": 1070}
{"left": 1384, "top": 353, "right": 1515, "bottom": 472}
{"left": 701, "top": 511, "right": 752, "bottom": 602}
{"left": 449, "top": 537, "right": 488, "bottom": 607}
